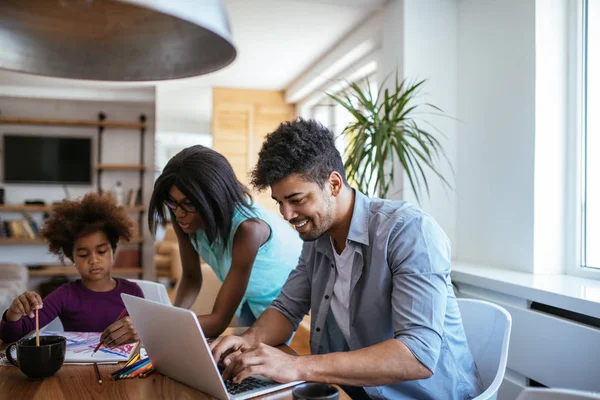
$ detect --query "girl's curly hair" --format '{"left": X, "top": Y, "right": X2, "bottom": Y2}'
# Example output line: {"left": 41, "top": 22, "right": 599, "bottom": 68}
{"left": 40, "top": 192, "right": 134, "bottom": 263}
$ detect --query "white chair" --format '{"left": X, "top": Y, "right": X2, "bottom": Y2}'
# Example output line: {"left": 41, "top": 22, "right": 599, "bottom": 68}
{"left": 129, "top": 279, "right": 171, "bottom": 305}
{"left": 457, "top": 298, "right": 512, "bottom": 400}
{"left": 516, "top": 388, "right": 600, "bottom": 400}
{"left": 44, "top": 278, "right": 172, "bottom": 332}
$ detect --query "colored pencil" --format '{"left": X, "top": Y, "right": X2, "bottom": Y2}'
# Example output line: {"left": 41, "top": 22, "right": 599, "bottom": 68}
{"left": 111, "top": 357, "right": 150, "bottom": 377}
{"left": 92, "top": 308, "right": 127, "bottom": 355}
{"left": 120, "top": 359, "right": 152, "bottom": 378}
{"left": 123, "top": 362, "right": 153, "bottom": 379}
{"left": 132, "top": 362, "right": 153, "bottom": 376}
{"left": 125, "top": 353, "right": 140, "bottom": 367}
{"left": 35, "top": 309, "right": 40, "bottom": 347}
{"left": 93, "top": 363, "right": 102, "bottom": 384}
{"left": 139, "top": 368, "right": 156, "bottom": 379}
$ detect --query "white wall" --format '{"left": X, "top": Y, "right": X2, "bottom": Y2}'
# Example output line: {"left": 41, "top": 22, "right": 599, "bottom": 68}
{"left": 533, "top": 0, "right": 569, "bottom": 275}
{"left": 456, "top": 0, "right": 536, "bottom": 272}
{"left": 378, "top": 0, "right": 459, "bottom": 256}
{"left": 0, "top": 96, "right": 155, "bottom": 277}
{"left": 156, "top": 86, "right": 212, "bottom": 135}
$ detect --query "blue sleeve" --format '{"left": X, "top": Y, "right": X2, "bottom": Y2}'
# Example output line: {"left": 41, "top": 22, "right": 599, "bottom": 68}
{"left": 388, "top": 215, "right": 451, "bottom": 374}
{"left": 268, "top": 245, "right": 311, "bottom": 330}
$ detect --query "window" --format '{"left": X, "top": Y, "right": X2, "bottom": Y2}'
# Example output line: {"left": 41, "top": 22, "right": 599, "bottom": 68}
{"left": 582, "top": 0, "right": 600, "bottom": 269}
{"left": 308, "top": 76, "right": 379, "bottom": 195}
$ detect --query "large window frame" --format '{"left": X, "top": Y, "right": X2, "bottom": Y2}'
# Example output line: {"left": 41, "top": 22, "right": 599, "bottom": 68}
{"left": 569, "top": 0, "right": 600, "bottom": 279}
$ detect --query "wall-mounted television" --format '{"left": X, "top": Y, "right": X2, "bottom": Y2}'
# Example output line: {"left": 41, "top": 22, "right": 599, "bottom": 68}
{"left": 2, "top": 135, "right": 92, "bottom": 184}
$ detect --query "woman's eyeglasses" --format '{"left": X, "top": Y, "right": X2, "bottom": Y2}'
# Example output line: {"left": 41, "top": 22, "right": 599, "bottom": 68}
{"left": 164, "top": 199, "right": 197, "bottom": 214}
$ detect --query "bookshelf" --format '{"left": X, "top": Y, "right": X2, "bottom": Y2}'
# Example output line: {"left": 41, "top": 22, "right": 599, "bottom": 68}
{"left": 0, "top": 236, "right": 144, "bottom": 245}
{"left": 0, "top": 112, "right": 149, "bottom": 279}
{"left": 28, "top": 266, "right": 141, "bottom": 278}
{"left": 0, "top": 205, "right": 145, "bottom": 213}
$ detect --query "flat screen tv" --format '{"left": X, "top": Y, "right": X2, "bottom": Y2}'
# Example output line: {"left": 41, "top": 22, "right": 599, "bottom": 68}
{"left": 3, "top": 135, "right": 92, "bottom": 184}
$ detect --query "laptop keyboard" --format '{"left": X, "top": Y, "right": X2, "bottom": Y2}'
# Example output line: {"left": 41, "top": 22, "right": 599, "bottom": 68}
{"left": 224, "top": 376, "right": 273, "bottom": 395}
{"left": 216, "top": 361, "right": 273, "bottom": 395}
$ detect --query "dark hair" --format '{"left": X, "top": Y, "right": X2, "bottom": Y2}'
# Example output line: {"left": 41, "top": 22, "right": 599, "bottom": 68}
{"left": 148, "top": 145, "right": 253, "bottom": 245}
{"left": 250, "top": 118, "right": 347, "bottom": 190}
{"left": 40, "top": 192, "right": 134, "bottom": 263}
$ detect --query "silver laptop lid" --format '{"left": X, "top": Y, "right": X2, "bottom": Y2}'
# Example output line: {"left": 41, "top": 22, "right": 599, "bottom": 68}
{"left": 121, "top": 293, "right": 229, "bottom": 399}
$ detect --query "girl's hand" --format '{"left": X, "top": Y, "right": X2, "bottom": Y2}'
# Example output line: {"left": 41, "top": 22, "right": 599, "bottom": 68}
{"left": 100, "top": 317, "right": 140, "bottom": 348}
{"left": 6, "top": 291, "right": 43, "bottom": 322}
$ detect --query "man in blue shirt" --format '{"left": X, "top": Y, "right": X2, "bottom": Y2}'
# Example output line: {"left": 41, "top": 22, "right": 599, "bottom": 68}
{"left": 211, "top": 118, "right": 482, "bottom": 399}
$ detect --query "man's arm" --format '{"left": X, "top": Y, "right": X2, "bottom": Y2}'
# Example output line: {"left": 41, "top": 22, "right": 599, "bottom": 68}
{"left": 211, "top": 248, "right": 311, "bottom": 363}
{"left": 225, "top": 216, "right": 450, "bottom": 385}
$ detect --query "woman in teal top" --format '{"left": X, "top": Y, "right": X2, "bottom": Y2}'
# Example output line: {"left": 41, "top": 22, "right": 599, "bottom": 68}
{"left": 148, "top": 145, "right": 302, "bottom": 338}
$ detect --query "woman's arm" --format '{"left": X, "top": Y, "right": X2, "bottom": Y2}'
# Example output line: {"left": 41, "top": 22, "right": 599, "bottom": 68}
{"left": 172, "top": 221, "right": 203, "bottom": 309}
{"left": 198, "top": 219, "right": 270, "bottom": 338}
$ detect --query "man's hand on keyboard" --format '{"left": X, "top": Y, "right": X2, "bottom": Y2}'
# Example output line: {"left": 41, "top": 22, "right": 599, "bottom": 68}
{"left": 220, "top": 342, "right": 302, "bottom": 384}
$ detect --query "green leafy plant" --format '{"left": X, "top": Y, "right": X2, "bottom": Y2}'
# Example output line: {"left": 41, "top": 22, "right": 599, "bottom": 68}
{"left": 327, "top": 73, "right": 452, "bottom": 202}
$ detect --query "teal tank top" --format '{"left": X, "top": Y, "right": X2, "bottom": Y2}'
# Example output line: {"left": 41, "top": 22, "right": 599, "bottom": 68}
{"left": 189, "top": 203, "right": 302, "bottom": 319}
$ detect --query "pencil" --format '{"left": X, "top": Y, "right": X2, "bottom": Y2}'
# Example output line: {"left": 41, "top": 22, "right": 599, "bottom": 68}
{"left": 119, "top": 359, "right": 151, "bottom": 378}
{"left": 139, "top": 367, "right": 156, "bottom": 379}
{"left": 35, "top": 309, "right": 40, "bottom": 347}
{"left": 111, "top": 357, "right": 150, "bottom": 377}
{"left": 126, "top": 362, "right": 153, "bottom": 379}
{"left": 92, "top": 308, "right": 127, "bottom": 355}
{"left": 93, "top": 363, "right": 102, "bottom": 384}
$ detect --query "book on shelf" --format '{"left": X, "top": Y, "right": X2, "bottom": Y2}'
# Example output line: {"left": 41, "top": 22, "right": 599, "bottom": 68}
{"left": 124, "top": 188, "right": 142, "bottom": 207}
{"left": 0, "top": 218, "right": 40, "bottom": 239}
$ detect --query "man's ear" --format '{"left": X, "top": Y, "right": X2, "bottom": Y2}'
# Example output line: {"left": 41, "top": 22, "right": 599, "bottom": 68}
{"left": 328, "top": 171, "right": 344, "bottom": 196}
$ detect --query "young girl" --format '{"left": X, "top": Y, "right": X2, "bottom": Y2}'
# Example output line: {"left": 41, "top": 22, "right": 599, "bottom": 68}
{"left": 0, "top": 192, "right": 144, "bottom": 347}
{"left": 148, "top": 145, "right": 302, "bottom": 338}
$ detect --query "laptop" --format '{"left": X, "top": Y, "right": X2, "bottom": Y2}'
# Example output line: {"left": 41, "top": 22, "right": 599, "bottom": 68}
{"left": 121, "top": 294, "right": 302, "bottom": 400}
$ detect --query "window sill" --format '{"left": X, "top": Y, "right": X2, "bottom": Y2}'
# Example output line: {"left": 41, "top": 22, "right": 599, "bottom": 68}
{"left": 451, "top": 262, "right": 600, "bottom": 319}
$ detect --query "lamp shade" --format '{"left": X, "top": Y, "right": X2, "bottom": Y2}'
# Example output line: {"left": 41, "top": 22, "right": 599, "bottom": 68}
{"left": 0, "top": 0, "right": 236, "bottom": 81}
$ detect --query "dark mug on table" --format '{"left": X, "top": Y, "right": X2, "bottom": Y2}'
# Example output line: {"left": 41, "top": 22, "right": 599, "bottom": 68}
{"left": 6, "top": 335, "right": 66, "bottom": 379}
{"left": 292, "top": 382, "right": 340, "bottom": 400}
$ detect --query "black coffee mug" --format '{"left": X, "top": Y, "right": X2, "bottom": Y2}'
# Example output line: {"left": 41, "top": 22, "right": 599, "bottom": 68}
{"left": 292, "top": 382, "right": 340, "bottom": 400}
{"left": 6, "top": 335, "right": 66, "bottom": 379}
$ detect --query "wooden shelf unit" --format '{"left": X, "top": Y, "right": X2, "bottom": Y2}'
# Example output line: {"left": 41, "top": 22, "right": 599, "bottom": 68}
{"left": 0, "top": 237, "right": 144, "bottom": 245}
{"left": 28, "top": 266, "right": 142, "bottom": 278}
{"left": 0, "top": 205, "right": 144, "bottom": 212}
{"left": 0, "top": 111, "right": 148, "bottom": 279}
{"left": 95, "top": 164, "right": 146, "bottom": 171}
{"left": 0, "top": 116, "right": 145, "bottom": 129}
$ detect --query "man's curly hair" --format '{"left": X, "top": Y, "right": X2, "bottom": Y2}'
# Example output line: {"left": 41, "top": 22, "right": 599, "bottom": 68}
{"left": 250, "top": 118, "right": 348, "bottom": 190}
{"left": 40, "top": 192, "right": 134, "bottom": 263}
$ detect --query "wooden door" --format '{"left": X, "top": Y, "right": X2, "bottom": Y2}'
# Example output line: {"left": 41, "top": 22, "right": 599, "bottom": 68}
{"left": 212, "top": 88, "right": 295, "bottom": 214}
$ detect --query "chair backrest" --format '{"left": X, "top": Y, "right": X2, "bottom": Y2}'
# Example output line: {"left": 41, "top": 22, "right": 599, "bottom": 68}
{"left": 457, "top": 298, "right": 512, "bottom": 400}
{"left": 516, "top": 388, "right": 600, "bottom": 400}
{"left": 129, "top": 279, "right": 172, "bottom": 306}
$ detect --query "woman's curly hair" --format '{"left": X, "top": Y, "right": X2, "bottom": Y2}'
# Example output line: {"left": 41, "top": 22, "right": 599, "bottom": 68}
{"left": 40, "top": 192, "right": 134, "bottom": 263}
{"left": 250, "top": 117, "right": 348, "bottom": 191}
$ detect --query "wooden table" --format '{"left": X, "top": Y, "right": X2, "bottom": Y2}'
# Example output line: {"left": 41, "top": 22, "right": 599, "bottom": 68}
{"left": 0, "top": 329, "right": 350, "bottom": 400}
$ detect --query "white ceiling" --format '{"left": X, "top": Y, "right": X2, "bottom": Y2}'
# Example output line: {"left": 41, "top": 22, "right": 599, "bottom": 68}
{"left": 0, "top": 0, "right": 380, "bottom": 91}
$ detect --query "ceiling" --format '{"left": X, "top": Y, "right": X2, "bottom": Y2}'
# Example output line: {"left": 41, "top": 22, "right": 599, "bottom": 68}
{"left": 0, "top": 0, "right": 382, "bottom": 91}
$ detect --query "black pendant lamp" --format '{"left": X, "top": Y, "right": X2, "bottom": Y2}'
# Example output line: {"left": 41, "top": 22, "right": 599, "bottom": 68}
{"left": 0, "top": 0, "right": 237, "bottom": 81}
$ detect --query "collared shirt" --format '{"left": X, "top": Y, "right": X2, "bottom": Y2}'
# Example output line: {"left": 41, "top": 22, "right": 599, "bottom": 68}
{"left": 269, "top": 190, "right": 482, "bottom": 400}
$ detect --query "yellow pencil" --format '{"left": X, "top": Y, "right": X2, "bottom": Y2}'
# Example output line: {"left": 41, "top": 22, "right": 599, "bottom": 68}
{"left": 125, "top": 353, "right": 140, "bottom": 367}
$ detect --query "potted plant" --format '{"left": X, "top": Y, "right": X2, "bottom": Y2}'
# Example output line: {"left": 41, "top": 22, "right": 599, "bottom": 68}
{"left": 326, "top": 73, "right": 452, "bottom": 202}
